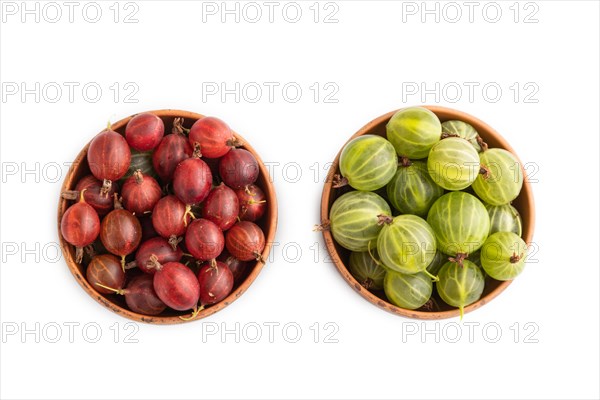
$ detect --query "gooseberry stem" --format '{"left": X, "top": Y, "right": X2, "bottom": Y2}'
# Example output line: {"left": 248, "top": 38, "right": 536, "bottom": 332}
{"left": 423, "top": 269, "right": 439, "bottom": 282}
{"left": 476, "top": 135, "right": 489, "bottom": 151}
{"left": 399, "top": 156, "right": 412, "bottom": 167}
{"left": 313, "top": 220, "right": 330, "bottom": 232}
{"left": 479, "top": 165, "right": 491, "bottom": 179}
{"left": 78, "top": 188, "right": 87, "bottom": 203}
{"left": 227, "top": 137, "right": 243, "bottom": 148}
{"left": 101, "top": 179, "right": 112, "bottom": 197}
{"left": 172, "top": 117, "right": 189, "bottom": 135}
{"left": 254, "top": 251, "right": 265, "bottom": 264}
{"left": 84, "top": 244, "right": 96, "bottom": 258}
{"left": 183, "top": 204, "right": 196, "bottom": 226}
{"left": 449, "top": 253, "right": 468, "bottom": 268}
{"left": 192, "top": 142, "right": 202, "bottom": 158}
{"left": 133, "top": 169, "right": 143, "bottom": 184}
{"left": 75, "top": 246, "right": 84, "bottom": 263}
{"left": 440, "top": 132, "right": 460, "bottom": 139}
{"left": 168, "top": 235, "right": 182, "bottom": 251}
{"left": 146, "top": 254, "right": 163, "bottom": 271}
{"left": 95, "top": 282, "right": 125, "bottom": 295}
{"left": 377, "top": 214, "right": 393, "bottom": 225}
{"left": 120, "top": 255, "right": 126, "bottom": 272}
{"left": 249, "top": 199, "right": 267, "bottom": 205}
{"left": 510, "top": 252, "right": 522, "bottom": 263}
{"left": 367, "top": 241, "right": 383, "bottom": 267}
{"left": 125, "top": 260, "right": 137, "bottom": 270}
{"left": 61, "top": 190, "right": 79, "bottom": 200}
{"left": 179, "top": 305, "right": 205, "bottom": 321}
{"left": 332, "top": 174, "right": 348, "bottom": 189}
{"left": 113, "top": 193, "right": 123, "bottom": 209}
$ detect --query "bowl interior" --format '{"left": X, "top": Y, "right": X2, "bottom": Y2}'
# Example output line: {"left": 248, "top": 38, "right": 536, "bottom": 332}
{"left": 58, "top": 110, "right": 278, "bottom": 324}
{"left": 321, "top": 105, "right": 535, "bottom": 319}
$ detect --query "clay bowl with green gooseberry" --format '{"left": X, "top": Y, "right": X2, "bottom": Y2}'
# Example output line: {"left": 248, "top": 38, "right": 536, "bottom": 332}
{"left": 319, "top": 105, "right": 535, "bottom": 320}
{"left": 58, "top": 109, "right": 278, "bottom": 324}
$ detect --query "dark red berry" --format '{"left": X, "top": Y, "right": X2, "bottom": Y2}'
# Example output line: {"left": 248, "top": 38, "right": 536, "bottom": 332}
{"left": 125, "top": 113, "right": 165, "bottom": 151}
{"left": 197, "top": 260, "right": 234, "bottom": 306}
{"left": 202, "top": 183, "right": 239, "bottom": 231}
{"left": 219, "top": 148, "right": 259, "bottom": 189}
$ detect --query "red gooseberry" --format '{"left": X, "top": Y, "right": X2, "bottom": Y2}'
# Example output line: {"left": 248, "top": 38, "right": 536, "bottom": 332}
{"left": 147, "top": 259, "right": 200, "bottom": 313}
{"left": 61, "top": 189, "right": 101, "bottom": 263}
{"left": 151, "top": 195, "right": 192, "bottom": 250}
{"left": 134, "top": 237, "right": 183, "bottom": 274}
{"left": 185, "top": 219, "right": 224, "bottom": 261}
{"left": 61, "top": 175, "right": 118, "bottom": 216}
{"left": 197, "top": 260, "right": 234, "bottom": 306}
{"left": 86, "top": 254, "right": 126, "bottom": 295}
{"left": 125, "top": 112, "right": 165, "bottom": 151}
{"left": 218, "top": 251, "right": 249, "bottom": 284}
{"left": 173, "top": 157, "right": 212, "bottom": 206}
{"left": 235, "top": 184, "right": 267, "bottom": 222}
{"left": 87, "top": 126, "right": 131, "bottom": 195}
{"left": 121, "top": 170, "right": 162, "bottom": 215}
{"left": 225, "top": 221, "right": 265, "bottom": 262}
{"left": 100, "top": 194, "right": 142, "bottom": 271}
{"left": 152, "top": 118, "right": 193, "bottom": 183}
{"left": 201, "top": 183, "right": 239, "bottom": 231}
{"left": 95, "top": 274, "right": 167, "bottom": 316}
{"left": 188, "top": 116, "right": 236, "bottom": 159}
{"left": 219, "top": 148, "right": 259, "bottom": 189}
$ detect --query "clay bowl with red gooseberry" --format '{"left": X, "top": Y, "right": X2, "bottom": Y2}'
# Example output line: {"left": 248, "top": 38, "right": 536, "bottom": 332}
{"left": 58, "top": 109, "right": 277, "bottom": 324}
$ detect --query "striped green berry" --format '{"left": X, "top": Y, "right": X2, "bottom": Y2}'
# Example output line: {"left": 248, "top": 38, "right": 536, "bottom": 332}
{"left": 426, "top": 250, "right": 448, "bottom": 276}
{"left": 386, "top": 107, "right": 441, "bottom": 159}
{"left": 349, "top": 250, "right": 387, "bottom": 291}
{"left": 339, "top": 135, "right": 398, "bottom": 191}
{"left": 480, "top": 232, "right": 527, "bottom": 281}
{"left": 377, "top": 214, "right": 436, "bottom": 274}
{"left": 436, "top": 260, "right": 485, "bottom": 318}
{"left": 441, "top": 120, "right": 482, "bottom": 152}
{"left": 467, "top": 251, "right": 487, "bottom": 279}
{"left": 427, "top": 192, "right": 490, "bottom": 256}
{"left": 122, "top": 149, "right": 158, "bottom": 182}
{"left": 384, "top": 271, "right": 433, "bottom": 310}
{"left": 329, "top": 191, "right": 391, "bottom": 252}
{"left": 473, "top": 148, "right": 523, "bottom": 205}
{"left": 485, "top": 203, "right": 523, "bottom": 236}
{"left": 427, "top": 137, "right": 480, "bottom": 191}
{"left": 386, "top": 160, "right": 444, "bottom": 217}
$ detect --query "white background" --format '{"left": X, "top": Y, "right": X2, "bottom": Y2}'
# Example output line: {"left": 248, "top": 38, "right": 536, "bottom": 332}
{"left": 1, "top": 1, "right": 599, "bottom": 399}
